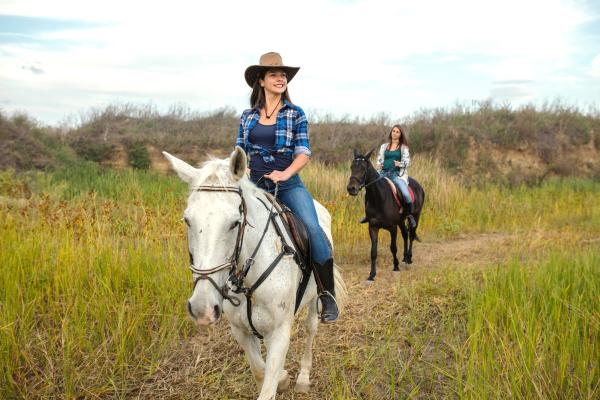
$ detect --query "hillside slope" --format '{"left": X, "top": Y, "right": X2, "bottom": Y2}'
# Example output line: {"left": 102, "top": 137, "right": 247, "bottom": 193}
{"left": 2, "top": 103, "right": 599, "bottom": 184}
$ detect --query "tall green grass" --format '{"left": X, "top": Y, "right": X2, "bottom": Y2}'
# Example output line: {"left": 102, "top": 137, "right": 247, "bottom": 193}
{"left": 459, "top": 249, "right": 600, "bottom": 399}
{"left": 0, "top": 170, "right": 191, "bottom": 398}
{"left": 323, "top": 249, "right": 600, "bottom": 399}
{"left": 1, "top": 161, "right": 598, "bottom": 398}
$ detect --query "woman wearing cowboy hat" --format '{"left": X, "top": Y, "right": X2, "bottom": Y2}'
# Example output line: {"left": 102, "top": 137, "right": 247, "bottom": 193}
{"left": 235, "top": 52, "right": 338, "bottom": 323}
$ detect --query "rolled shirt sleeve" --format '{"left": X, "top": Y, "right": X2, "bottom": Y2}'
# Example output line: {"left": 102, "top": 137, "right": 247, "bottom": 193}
{"left": 292, "top": 107, "right": 311, "bottom": 157}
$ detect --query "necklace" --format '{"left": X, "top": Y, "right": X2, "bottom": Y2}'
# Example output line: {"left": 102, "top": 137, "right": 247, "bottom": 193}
{"left": 265, "top": 98, "right": 281, "bottom": 119}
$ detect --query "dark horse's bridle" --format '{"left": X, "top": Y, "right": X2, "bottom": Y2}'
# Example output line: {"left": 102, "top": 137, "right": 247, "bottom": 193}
{"left": 188, "top": 183, "right": 296, "bottom": 339}
{"left": 349, "top": 156, "right": 384, "bottom": 192}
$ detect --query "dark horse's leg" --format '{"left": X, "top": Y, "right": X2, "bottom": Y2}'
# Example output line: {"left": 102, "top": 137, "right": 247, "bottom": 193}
{"left": 368, "top": 225, "right": 379, "bottom": 281}
{"left": 389, "top": 226, "right": 400, "bottom": 271}
{"left": 399, "top": 221, "right": 412, "bottom": 265}
{"left": 406, "top": 215, "right": 418, "bottom": 264}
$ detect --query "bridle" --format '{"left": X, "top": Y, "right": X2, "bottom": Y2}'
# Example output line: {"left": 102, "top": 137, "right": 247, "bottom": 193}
{"left": 187, "top": 182, "right": 295, "bottom": 339}
{"left": 189, "top": 185, "right": 248, "bottom": 307}
{"left": 349, "top": 157, "right": 383, "bottom": 192}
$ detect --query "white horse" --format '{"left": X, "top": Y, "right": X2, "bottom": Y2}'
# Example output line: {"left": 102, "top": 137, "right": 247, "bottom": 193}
{"left": 163, "top": 147, "right": 346, "bottom": 400}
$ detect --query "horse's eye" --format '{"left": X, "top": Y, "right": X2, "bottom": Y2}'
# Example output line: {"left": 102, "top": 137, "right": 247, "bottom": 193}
{"left": 229, "top": 220, "right": 240, "bottom": 231}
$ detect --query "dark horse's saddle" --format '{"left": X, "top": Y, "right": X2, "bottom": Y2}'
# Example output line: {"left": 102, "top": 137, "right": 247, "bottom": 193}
{"left": 383, "top": 177, "right": 415, "bottom": 210}
{"left": 261, "top": 192, "right": 313, "bottom": 313}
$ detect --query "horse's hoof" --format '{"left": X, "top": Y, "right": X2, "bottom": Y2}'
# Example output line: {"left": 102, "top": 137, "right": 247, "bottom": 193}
{"left": 363, "top": 279, "right": 374, "bottom": 286}
{"left": 277, "top": 370, "right": 290, "bottom": 393}
{"left": 294, "top": 381, "right": 311, "bottom": 393}
{"left": 392, "top": 269, "right": 401, "bottom": 273}
{"left": 405, "top": 259, "right": 413, "bottom": 265}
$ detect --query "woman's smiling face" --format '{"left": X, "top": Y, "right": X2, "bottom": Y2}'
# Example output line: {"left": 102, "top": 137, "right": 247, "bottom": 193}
{"left": 260, "top": 69, "right": 288, "bottom": 95}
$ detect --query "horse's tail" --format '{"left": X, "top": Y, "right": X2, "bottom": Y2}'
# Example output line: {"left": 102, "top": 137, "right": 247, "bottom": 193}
{"left": 333, "top": 264, "right": 347, "bottom": 313}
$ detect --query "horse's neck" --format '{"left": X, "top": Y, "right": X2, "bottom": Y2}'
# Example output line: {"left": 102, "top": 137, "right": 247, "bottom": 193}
{"left": 365, "top": 164, "right": 386, "bottom": 202}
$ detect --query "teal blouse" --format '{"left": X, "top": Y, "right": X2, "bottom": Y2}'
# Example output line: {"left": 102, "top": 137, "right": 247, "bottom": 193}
{"left": 382, "top": 149, "right": 401, "bottom": 171}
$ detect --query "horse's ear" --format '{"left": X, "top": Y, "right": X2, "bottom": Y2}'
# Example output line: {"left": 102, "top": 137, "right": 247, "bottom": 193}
{"left": 365, "top": 147, "right": 376, "bottom": 160}
{"left": 353, "top": 148, "right": 360, "bottom": 158}
{"left": 229, "top": 146, "right": 247, "bottom": 181}
{"left": 162, "top": 151, "right": 199, "bottom": 185}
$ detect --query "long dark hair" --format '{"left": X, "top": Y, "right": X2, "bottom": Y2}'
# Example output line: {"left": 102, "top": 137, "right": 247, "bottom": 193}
{"left": 387, "top": 124, "right": 409, "bottom": 150}
{"left": 250, "top": 68, "right": 292, "bottom": 109}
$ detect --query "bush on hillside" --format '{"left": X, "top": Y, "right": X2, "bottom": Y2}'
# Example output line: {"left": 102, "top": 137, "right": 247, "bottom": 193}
{"left": 126, "top": 141, "right": 151, "bottom": 170}
{"left": 0, "top": 111, "right": 70, "bottom": 170}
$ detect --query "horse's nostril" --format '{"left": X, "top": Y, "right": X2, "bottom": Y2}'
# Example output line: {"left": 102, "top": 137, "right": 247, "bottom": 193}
{"left": 187, "top": 301, "right": 195, "bottom": 318}
{"left": 214, "top": 305, "right": 221, "bottom": 320}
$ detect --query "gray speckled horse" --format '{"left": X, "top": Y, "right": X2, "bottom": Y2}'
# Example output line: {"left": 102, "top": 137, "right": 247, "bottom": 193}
{"left": 163, "top": 147, "right": 346, "bottom": 400}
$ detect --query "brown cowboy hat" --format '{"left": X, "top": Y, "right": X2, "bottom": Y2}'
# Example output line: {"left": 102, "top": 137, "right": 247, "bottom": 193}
{"left": 244, "top": 52, "right": 300, "bottom": 87}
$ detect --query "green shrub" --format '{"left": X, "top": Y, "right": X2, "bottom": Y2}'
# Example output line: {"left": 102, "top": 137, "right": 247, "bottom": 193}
{"left": 126, "top": 142, "right": 150, "bottom": 170}
{"left": 71, "top": 139, "right": 114, "bottom": 162}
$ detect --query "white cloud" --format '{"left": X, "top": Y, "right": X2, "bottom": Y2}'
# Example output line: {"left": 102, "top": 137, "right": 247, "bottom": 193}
{"left": 591, "top": 54, "right": 600, "bottom": 78}
{"left": 0, "top": 0, "right": 596, "bottom": 123}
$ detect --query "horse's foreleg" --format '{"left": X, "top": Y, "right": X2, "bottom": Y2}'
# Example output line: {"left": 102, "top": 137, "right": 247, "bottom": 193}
{"left": 399, "top": 222, "right": 410, "bottom": 265}
{"left": 407, "top": 223, "right": 415, "bottom": 264}
{"left": 390, "top": 226, "right": 400, "bottom": 271}
{"left": 295, "top": 297, "right": 319, "bottom": 393}
{"left": 230, "top": 325, "right": 265, "bottom": 387}
{"left": 368, "top": 225, "right": 379, "bottom": 281}
{"left": 258, "top": 322, "right": 293, "bottom": 400}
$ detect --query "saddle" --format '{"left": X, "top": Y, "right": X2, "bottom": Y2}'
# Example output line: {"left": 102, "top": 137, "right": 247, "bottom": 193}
{"left": 262, "top": 192, "right": 311, "bottom": 266}
{"left": 261, "top": 192, "right": 314, "bottom": 313}
{"left": 383, "top": 177, "right": 415, "bottom": 211}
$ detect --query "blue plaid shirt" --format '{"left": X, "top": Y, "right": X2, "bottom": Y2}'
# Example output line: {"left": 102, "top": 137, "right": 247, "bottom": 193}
{"left": 236, "top": 100, "right": 311, "bottom": 163}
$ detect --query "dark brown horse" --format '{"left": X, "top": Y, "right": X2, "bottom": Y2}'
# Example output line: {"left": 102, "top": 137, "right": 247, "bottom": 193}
{"left": 346, "top": 149, "right": 425, "bottom": 281}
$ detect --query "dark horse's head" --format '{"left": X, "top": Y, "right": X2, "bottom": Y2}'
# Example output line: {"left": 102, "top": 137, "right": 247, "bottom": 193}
{"left": 347, "top": 148, "right": 375, "bottom": 196}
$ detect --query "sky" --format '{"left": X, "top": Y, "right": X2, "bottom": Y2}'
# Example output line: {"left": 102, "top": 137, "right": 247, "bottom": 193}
{"left": 1, "top": 0, "right": 599, "bottom": 126}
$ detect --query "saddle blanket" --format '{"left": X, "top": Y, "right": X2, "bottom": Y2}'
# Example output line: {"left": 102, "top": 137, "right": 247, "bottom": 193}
{"left": 383, "top": 177, "right": 415, "bottom": 209}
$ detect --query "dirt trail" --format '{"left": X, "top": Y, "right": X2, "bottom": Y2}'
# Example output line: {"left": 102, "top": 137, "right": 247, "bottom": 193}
{"left": 136, "top": 233, "right": 515, "bottom": 399}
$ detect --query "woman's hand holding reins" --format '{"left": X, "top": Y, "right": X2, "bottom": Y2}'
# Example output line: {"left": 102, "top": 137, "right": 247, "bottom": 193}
{"left": 264, "top": 170, "right": 291, "bottom": 182}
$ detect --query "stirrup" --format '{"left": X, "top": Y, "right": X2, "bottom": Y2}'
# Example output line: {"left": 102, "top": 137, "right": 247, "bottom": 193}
{"left": 317, "top": 291, "right": 339, "bottom": 323}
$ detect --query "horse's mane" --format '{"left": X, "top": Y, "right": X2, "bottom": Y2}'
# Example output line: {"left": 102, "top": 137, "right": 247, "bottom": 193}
{"left": 191, "top": 157, "right": 264, "bottom": 199}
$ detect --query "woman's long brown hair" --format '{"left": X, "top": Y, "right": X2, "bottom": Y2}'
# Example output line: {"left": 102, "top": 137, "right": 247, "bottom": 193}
{"left": 250, "top": 68, "right": 292, "bottom": 109}
{"left": 387, "top": 124, "right": 409, "bottom": 150}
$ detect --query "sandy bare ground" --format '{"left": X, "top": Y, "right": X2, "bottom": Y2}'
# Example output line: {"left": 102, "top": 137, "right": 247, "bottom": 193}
{"left": 134, "top": 233, "right": 517, "bottom": 399}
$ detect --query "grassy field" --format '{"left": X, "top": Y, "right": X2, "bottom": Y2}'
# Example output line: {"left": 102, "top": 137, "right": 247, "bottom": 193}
{"left": 1, "top": 158, "right": 599, "bottom": 399}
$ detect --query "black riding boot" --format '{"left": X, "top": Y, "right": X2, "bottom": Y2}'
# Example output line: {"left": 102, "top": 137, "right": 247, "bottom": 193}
{"left": 314, "top": 258, "right": 339, "bottom": 323}
{"left": 407, "top": 202, "right": 417, "bottom": 228}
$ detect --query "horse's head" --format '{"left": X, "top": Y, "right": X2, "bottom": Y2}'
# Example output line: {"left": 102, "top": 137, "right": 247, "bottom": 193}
{"left": 163, "top": 147, "right": 248, "bottom": 326}
{"left": 347, "top": 148, "right": 375, "bottom": 196}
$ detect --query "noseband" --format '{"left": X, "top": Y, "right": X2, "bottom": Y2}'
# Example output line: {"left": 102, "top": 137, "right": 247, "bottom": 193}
{"left": 189, "top": 185, "right": 248, "bottom": 307}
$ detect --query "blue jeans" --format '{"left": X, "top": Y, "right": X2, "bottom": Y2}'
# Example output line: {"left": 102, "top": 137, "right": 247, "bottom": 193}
{"left": 254, "top": 174, "right": 332, "bottom": 264}
{"left": 380, "top": 170, "right": 412, "bottom": 204}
